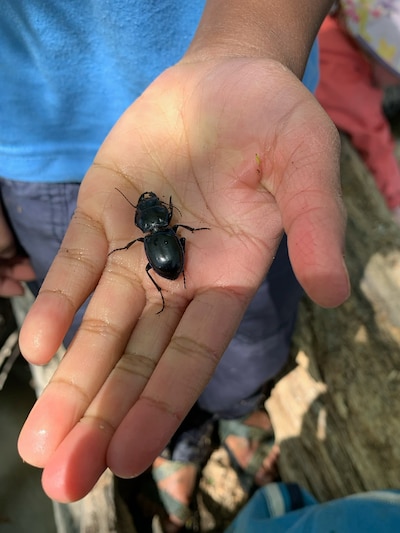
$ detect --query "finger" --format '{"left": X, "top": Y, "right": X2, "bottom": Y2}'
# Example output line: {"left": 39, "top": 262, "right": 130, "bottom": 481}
{"left": 273, "top": 120, "right": 350, "bottom": 307}
{"left": 0, "top": 257, "right": 36, "bottom": 296}
{"left": 41, "top": 417, "right": 112, "bottom": 503}
{"left": 18, "top": 262, "right": 145, "bottom": 467}
{"left": 19, "top": 206, "right": 109, "bottom": 364}
{"left": 0, "top": 257, "right": 36, "bottom": 281}
{"left": 286, "top": 191, "right": 349, "bottom": 307}
{"left": 40, "top": 305, "right": 183, "bottom": 502}
{"left": 0, "top": 277, "right": 25, "bottom": 297}
{"left": 0, "top": 203, "right": 17, "bottom": 259}
{"left": 107, "top": 288, "right": 248, "bottom": 477}
{"left": 83, "top": 303, "right": 183, "bottom": 433}
{"left": 8, "top": 257, "right": 36, "bottom": 281}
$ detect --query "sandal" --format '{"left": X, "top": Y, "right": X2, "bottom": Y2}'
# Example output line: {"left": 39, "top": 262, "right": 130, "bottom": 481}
{"left": 152, "top": 459, "right": 198, "bottom": 532}
{"left": 219, "top": 410, "right": 279, "bottom": 494}
{"left": 151, "top": 412, "right": 216, "bottom": 532}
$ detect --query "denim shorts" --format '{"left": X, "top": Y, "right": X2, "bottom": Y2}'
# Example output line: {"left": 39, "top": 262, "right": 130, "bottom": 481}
{"left": 0, "top": 178, "right": 303, "bottom": 418}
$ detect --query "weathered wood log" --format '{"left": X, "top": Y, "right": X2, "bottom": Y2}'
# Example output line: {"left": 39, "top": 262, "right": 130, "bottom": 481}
{"left": 267, "top": 134, "right": 400, "bottom": 501}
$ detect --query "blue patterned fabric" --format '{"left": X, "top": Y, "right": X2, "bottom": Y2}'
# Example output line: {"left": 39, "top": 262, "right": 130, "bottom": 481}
{"left": 226, "top": 483, "right": 400, "bottom": 533}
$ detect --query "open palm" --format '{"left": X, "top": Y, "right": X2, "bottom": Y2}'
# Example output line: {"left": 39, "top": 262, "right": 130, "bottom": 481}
{"left": 18, "top": 58, "right": 349, "bottom": 502}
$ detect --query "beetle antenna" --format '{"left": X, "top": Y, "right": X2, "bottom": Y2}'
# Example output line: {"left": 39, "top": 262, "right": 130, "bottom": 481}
{"left": 115, "top": 188, "right": 137, "bottom": 208}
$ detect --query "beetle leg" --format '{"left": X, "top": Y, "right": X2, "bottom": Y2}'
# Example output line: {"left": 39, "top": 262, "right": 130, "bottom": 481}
{"left": 145, "top": 263, "right": 165, "bottom": 314}
{"left": 167, "top": 196, "right": 182, "bottom": 223}
{"left": 108, "top": 237, "right": 144, "bottom": 256}
{"left": 168, "top": 196, "right": 174, "bottom": 224}
{"left": 172, "top": 224, "right": 210, "bottom": 233}
{"left": 179, "top": 237, "right": 187, "bottom": 289}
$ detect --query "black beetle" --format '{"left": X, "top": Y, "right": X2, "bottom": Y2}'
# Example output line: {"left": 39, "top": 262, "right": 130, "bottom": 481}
{"left": 109, "top": 189, "right": 209, "bottom": 313}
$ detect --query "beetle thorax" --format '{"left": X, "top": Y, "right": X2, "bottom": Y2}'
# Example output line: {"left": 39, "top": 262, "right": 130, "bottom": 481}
{"left": 136, "top": 205, "right": 170, "bottom": 233}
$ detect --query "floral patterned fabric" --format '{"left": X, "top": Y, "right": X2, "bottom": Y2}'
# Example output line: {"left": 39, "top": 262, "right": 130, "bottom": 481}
{"left": 340, "top": 0, "right": 400, "bottom": 75}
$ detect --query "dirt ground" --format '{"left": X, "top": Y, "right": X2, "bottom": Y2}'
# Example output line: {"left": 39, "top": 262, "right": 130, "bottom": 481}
{"left": 196, "top": 447, "right": 253, "bottom": 531}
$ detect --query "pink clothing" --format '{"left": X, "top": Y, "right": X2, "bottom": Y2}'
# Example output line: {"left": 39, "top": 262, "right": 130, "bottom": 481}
{"left": 316, "top": 15, "right": 400, "bottom": 209}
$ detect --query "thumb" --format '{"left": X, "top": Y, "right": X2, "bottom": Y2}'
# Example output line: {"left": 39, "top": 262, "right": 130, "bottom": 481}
{"left": 275, "top": 122, "right": 349, "bottom": 307}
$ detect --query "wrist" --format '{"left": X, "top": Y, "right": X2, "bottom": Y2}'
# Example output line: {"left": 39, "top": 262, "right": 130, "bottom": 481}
{"left": 183, "top": 0, "right": 333, "bottom": 78}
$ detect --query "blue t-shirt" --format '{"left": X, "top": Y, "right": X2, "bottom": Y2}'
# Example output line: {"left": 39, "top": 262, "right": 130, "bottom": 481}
{"left": 0, "top": 1, "right": 319, "bottom": 183}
